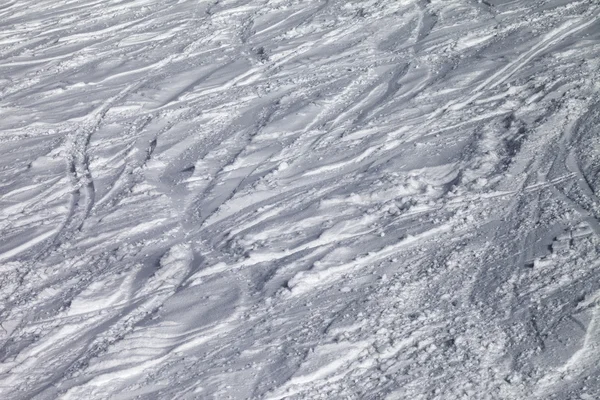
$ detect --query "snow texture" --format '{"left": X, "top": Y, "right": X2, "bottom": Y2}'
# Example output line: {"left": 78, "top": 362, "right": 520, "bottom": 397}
{"left": 1, "top": 0, "right": 600, "bottom": 399}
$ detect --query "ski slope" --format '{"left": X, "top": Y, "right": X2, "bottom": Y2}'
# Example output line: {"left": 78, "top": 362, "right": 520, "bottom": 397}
{"left": 1, "top": 0, "right": 600, "bottom": 398}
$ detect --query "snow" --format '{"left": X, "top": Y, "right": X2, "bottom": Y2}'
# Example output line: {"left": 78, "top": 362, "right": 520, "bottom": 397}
{"left": 1, "top": 0, "right": 600, "bottom": 398}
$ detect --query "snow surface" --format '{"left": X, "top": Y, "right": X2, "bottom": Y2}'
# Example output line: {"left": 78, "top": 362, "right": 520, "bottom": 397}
{"left": 1, "top": 0, "right": 600, "bottom": 399}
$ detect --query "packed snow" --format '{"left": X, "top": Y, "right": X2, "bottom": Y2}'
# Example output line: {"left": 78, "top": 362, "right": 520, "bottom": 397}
{"left": 1, "top": 0, "right": 600, "bottom": 399}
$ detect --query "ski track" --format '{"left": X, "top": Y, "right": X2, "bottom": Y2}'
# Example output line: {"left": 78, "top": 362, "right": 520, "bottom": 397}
{"left": 1, "top": 0, "right": 600, "bottom": 399}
